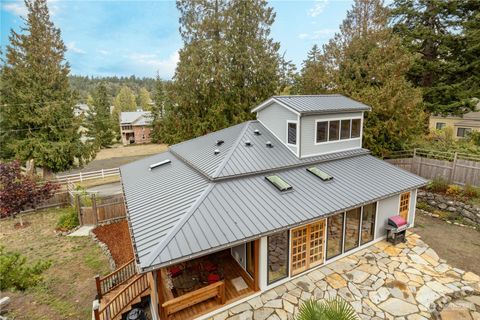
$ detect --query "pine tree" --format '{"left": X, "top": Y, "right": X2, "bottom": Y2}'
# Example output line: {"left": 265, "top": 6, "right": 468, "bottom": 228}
{"left": 137, "top": 87, "right": 152, "bottom": 111}
{"left": 296, "top": 45, "right": 328, "bottom": 94}
{"left": 391, "top": 0, "right": 476, "bottom": 115}
{"left": 84, "top": 83, "right": 115, "bottom": 148}
{"left": 0, "top": 0, "right": 93, "bottom": 173}
{"left": 156, "top": 0, "right": 289, "bottom": 144}
{"left": 320, "top": 0, "right": 425, "bottom": 156}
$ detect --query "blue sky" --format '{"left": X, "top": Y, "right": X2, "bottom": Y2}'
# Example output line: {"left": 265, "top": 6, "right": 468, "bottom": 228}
{"left": 1, "top": 0, "right": 353, "bottom": 79}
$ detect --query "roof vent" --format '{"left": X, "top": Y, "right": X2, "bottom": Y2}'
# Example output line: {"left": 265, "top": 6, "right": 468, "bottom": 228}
{"left": 216, "top": 140, "right": 224, "bottom": 146}
{"left": 254, "top": 129, "right": 261, "bottom": 135}
{"left": 266, "top": 141, "right": 273, "bottom": 148}
{"left": 214, "top": 149, "right": 220, "bottom": 155}
{"left": 149, "top": 159, "right": 171, "bottom": 170}
{"left": 245, "top": 140, "right": 252, "bottom": 146}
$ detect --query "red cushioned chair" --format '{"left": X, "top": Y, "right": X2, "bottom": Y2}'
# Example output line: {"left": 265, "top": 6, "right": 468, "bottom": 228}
{"left": 203, "top": 261, "right": 218, "bottom": 273}
{"left": 168, "top": 266, "right": 182, "bottom": 278}
{"left": 207, "top": 273, "right": 220, "bottom": 284}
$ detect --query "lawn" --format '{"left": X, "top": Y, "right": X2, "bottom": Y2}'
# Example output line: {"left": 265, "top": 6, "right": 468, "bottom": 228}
{"left": 1, "top": 208, "right": 111, "bottom": 320}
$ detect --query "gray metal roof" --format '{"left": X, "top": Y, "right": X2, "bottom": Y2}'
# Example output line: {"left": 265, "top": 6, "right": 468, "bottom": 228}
{"left": 253, "top": 95, "right": 371, "bottom": 114}
{"left": 120, "top": 151, "right": 210, "bottom": 264}
{"left": 120, "top": 111, "right": 152, "bottom": 125}
{"left": 171, "top": 120, "right": 370, "bottom": 180}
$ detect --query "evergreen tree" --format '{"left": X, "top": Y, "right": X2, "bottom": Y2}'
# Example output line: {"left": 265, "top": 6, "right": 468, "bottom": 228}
{"left": 296, "top": 45, "right": 328, "bottom": 94}
{"left": 391, "top": 0, "right": 477, "bottom": 115}
{"left": 85, "top": 83, "right": 115, "bottom": 148}
{"left": 157, "top": 0, "right": 289, "bottom": 144}
{"left": 137, "top": 87, "right": 152, "bottom": 111}
{"left": 321, "top": 0, "right": 425, "bottom": 156}
{"left": 151, "top": 74, "right": 168, "bottom": 143}
{"left": 0, "top": 0, "right": 93, "bottom": 173}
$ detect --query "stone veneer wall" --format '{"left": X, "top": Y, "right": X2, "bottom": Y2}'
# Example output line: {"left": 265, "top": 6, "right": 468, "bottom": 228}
{"left": 417, "top": 190, "right": 480, "bottom": 225}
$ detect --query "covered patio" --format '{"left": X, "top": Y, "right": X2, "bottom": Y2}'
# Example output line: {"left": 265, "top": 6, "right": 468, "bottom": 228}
{"left": 155, "top": 241, "right": 260, "bottom": 320}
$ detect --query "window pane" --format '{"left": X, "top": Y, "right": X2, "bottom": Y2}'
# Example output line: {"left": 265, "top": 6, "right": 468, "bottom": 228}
{"left": 326, "top": 213, "right": 344, "bottom": 259}
{"left": 340, "top": 120, "right": 351, "bottom": 140}
{"left": 316, "top": 121, "right": 328, "bottom": 143}
{"left": 329, "top": 120, "right": 340, "bottom": 141}
{"left": 351, "top": 119, "right": 361, "bottom": 138}
{"left": 288, "top": 122, "right": 297, "bottom": 144}
{"left": 268, "top": 231, "right": 289, "bottom": 284}
{"left": 361, "top": 203, "right": 376, "bottom": 245}
{"left": 344, "top": 208, "right": 361, "bottom": 251}
{"left": 436, "top": 122, "right": 446, "bottom": 130}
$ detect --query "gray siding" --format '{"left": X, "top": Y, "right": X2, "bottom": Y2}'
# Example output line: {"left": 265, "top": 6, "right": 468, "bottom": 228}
{"left": 300, "top": 112, "right": 363, "bottom": 157}
{"left": 257, "top": 102, "right": 298, "bottom": 155}
{"left": 376, "top": 194, "right": 400, "bottom": 238}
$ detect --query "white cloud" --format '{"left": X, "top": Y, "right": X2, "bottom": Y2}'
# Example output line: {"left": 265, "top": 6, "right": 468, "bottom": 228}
{"left": 298, "top": 28, "right": 336, "bottom": 40}
{"left": 67, "top": 41, "right": 86, "bottom": 54}
{"left": 2, "top": 2, "right": 27, "bottom": 16}
{"left": 308, "top": 0, "right": 329, "bottom": 17}
{"left": 98, "top": 49, "right": 110, "bottom": 56}
{"left": 129, "top": 51, "right": 179, "bottom": 79}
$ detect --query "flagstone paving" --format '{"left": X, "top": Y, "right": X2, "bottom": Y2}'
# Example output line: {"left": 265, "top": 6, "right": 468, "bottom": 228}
{"left": 208, "top": 233, "right": 480, "bottom": 320}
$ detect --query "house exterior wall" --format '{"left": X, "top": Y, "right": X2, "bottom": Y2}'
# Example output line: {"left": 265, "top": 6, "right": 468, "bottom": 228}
{"left": 231, "top": 244, "right": 246, "bottom": 270}
{"left": 121, "top": 125, "right": 152, "bottom": 145}
{"left": 257, "top": 102, "right": 298, "bottom": 155}
{"left": 376, "top": 193, "right": 401, "bottom": 238}
{"left": 300, "top": 112, "right": 363, "bottom": 158}
{"left": 429, "top": 116, "right": 480, "bottom": 139}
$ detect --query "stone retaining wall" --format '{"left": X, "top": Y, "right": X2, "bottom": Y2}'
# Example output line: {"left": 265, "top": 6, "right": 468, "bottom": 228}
{"left": 417, "top": 190, "right": 480, "bottom": 225}
{"left": 90, "top": 231, "right": 116, "bottom": 271}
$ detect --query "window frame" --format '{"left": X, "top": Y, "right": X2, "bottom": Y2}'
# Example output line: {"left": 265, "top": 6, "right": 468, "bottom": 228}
{"left": 267, "top": 231, "right": 290, "bottom": 285}
{"left": 457, "top": 127, "right": 471, "bottom": 138}
{"left": 326, "top": 212, "right": 345, "bottom": 260}
{"left": 315, "top": 120, "right": 329, "bottom": 144}
{"left": 436, "top": 122, "right": 446, "bottom": 130}
{"left": 314, "top": 117, "right": 363, "bottom": 145}
{"left": 286, "top": 120, "right": 298, "bottom": 146}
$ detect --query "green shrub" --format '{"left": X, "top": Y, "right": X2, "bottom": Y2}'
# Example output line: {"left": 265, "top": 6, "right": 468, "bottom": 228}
{"left": 416, "top": 201, "right": 430, "bottom": 211}
{"left": 427, "top": 178, "right": 449, "bottom": 193}
{"left": 446, "top": 185, "right": 462, "bottom": 197}
{"left": 464, "top": 184, "right": 480, "bottom": 198}
{"left": 56, "top": 208, "right": 79, "bottom": 231}
{"left": 0, "top": 246, "right": 52, "bottom": 291}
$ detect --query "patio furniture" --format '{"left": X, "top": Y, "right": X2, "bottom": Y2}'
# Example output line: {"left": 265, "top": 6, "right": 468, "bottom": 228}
{"left": 386, "top": 215, "right": 409, "bottom": 245}
{"left": 168, "top": 266, "right": 183, "bottom": 278}
{"left": 207, "top": 274, "right": 221, "bottom": 284}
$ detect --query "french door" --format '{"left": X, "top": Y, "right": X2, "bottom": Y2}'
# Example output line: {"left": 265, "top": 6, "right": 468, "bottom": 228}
{"left": 291, "top": 220, "right": 326, "bottom": 276}
{"left": 399, "top": 192, "right": 410, "bottom": 220}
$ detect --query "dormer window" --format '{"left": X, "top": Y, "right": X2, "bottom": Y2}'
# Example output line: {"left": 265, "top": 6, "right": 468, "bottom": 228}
{"left": 315, "top": 118, "right": 362, "bottom": 145}
{"left": 287, "top": 121, "right": 297, "bottom": 145}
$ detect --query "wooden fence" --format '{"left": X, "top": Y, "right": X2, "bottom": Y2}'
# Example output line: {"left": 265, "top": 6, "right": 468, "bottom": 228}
{"left": 95, "top": 259, "right": 137, "bottom": 299}
{"left": 76, "top": 193, "right": 126, "bottom": 226}
{"left": 385, "top": 149, "right": 480, "bottom": 187}
{"left": 18, "top": 189, "right": 70, "bottom": 214}
{"left": 56, "top": 168, "right": 120, "bottom": 184}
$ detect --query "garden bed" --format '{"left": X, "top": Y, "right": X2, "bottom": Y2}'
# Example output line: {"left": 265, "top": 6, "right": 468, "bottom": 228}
{"left": 92, "top": 220, "right": 134, "bottom": 266}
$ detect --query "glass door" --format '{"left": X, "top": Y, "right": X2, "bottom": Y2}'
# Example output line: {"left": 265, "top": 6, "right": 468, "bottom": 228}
{"left": 246, "top": 241, "right": 255, "bottom": 278}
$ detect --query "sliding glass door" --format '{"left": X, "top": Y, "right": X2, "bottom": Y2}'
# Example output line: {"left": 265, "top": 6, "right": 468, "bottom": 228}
{"left": 344, "top": 208, "right": 361, "bottom": 252}
{"left": 361, "top": 203, "right": 376, "bottom": 245}
{"left": 326, "top": 214, "right": 344, "bottom": 260}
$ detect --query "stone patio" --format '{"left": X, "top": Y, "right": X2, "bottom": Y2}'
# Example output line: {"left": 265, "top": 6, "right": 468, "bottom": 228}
{"left": 208, "top": 233, "right": 480, "bottom": 320}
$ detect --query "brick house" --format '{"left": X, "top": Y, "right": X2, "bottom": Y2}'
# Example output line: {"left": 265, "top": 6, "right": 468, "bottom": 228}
{"left": 120, "top": 111, "right": 153, "bottom": 145}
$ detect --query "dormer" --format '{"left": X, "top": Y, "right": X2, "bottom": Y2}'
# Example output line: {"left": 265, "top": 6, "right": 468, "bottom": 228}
{"left": 252, "top": 95, "right": 371, "bottom": 158}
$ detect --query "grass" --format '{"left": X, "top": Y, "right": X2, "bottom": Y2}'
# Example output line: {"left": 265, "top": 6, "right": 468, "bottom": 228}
{"left": 94, "top": 143, "right": 168, "bottom": 160}
{"left": 75, "top": 175, "right": 120, "bottom": 188}
{"left": 0, "top": 208, "right": 111, "bottom": 320}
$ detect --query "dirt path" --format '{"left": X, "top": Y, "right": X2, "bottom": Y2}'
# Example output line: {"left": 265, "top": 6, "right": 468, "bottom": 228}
{"left": 411, "top": 212, "right": 480, "bottom": 275}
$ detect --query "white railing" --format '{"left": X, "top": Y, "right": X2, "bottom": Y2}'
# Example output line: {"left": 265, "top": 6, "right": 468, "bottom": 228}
{"left": 56, "top": 168, "right": 120, "bottom": 184}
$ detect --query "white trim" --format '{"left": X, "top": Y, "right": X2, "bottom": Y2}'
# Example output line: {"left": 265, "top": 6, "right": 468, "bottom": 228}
{"left": 410, "top": 189, "right": 417, "bottom": 229}
{"left": 251, "top": 97, "right": 301, "bottom": 116}
{"left": 314, "top": 117, "right": 362, "bottom": 146}
{"left": 300, "top": 146, "right": 362, "bottom": 159}
{"left": 256, "top": 119, "right": 299, "bottom": 158}
{"left": 373, "top": 200, "right": 379, "bottom": 240}
{"left": 286, "top": 120, "right": 299, "bottom": 147}
{"left": 296, "top": 113, "right": 301, "bottom": 157}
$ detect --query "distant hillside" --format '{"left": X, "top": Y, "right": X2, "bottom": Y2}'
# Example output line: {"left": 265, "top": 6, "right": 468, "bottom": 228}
{"left": 69, "top": 75, "right": 157, "bottom": 103}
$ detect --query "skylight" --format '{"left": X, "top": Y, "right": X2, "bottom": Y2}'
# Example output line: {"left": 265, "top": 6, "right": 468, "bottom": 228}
{"left": 149, "top": 159, "right": 171, "bottom": 170}
{"left": 266, "top": 175, "right": 292, "bottom": 192}
{"left": 307, "top": 167, "right": 333, "bottom": 181}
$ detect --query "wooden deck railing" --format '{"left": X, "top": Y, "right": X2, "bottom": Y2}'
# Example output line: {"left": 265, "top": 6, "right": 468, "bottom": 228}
{"left": 95, "top": 259, "right": 137, "bottom": 299}
{"left": 161, "top": 281, "right": 226, "bottom": 317}
{"left": 94, "top": 273, "right": 149, "bottom": 320}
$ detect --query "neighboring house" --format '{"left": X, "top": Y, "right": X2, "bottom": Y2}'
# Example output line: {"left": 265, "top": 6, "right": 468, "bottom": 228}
{"left": 99, "top": 95, "right": 427, "bottom": 320}
{"left": 120, "top": 111, "right": 153, "bottom": 145}
{"left": 74, "top": 103, "right": 90, "bottom": 117}
{"left": 429, "top": 108, "right": 480, "bottom": 139}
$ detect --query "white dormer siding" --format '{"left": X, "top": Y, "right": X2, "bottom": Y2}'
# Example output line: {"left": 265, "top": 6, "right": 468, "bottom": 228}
{"left": 256, "top": 101, "right": 300, "bottom": 156}
{"left": 300, "top": 112, "right": 363, "bottom": 157}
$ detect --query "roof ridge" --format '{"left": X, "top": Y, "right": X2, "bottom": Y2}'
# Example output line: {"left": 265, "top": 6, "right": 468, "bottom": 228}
{"left": 144, "top": 177, "right": 216, "bottom": 269}
{"left": 211, "top": 120, "right": 254, "bottom": 178}
{"left": 273, "top": 94, "right": 343, "bottom": 98}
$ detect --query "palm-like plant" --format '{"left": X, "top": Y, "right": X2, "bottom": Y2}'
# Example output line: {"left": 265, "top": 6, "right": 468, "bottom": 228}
{"left": 297, "top": 297, "right": 358, "bottom": 320}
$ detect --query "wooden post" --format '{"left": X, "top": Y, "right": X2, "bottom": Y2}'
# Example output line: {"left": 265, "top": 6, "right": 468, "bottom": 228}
{"left": 93, "top": 300, "right": 100, "bottom": 320}
{"left": 101, "top": 169, "right": 105, "bottom": 179}
{"left": 95, "top": 275, "right": 102, "bottom": 299}
{"left": 157, "top": 269, "right": 167, "bottom": 319}
{"left": 217, "top": 281, "right": 226, "bottom": 304}
{"left": 75, "top": 194, "right": 83, "bottom": 226}
{"left": 412, "top": 148, "right": 418, "bottom": 174}
{"left": 450, "top": 152, "right": 458, "bottom": 183}
{"left": 92, "top": 194, "right": 98, "bottom": 226}
{"left": 79, "top": 171, "right": 83, "bottom": 182}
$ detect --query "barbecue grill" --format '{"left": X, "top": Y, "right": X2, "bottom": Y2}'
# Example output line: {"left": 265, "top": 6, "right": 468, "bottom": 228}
{"left": 385, "top": 215, "right": 409, "bottom": 245}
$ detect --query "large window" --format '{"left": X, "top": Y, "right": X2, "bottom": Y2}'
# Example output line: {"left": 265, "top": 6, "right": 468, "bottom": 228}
{"left": 361, "top": 203, "right": 376, "bottom": 245}
{"left": 287, "top": 122, "right": 297, "bottom": 145}
{"left": 267, "top": 231, "right": 289, "bottom": 284}
{"left": 316, "top": 118, "right": 362, "bottom": 144}
{"left": 316, "top": 121, "right": 328, "bottom": 143}
{"left": 326, "top": 214, "right": 344, "bottom": 260}
{"left": 457, "top": 127, "right": 471, "bottom": 138}
{"left": 344, "top": 208, "right": 361, "bottom": 252}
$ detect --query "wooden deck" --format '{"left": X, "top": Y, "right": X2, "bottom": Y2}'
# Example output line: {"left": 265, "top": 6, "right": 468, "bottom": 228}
{"left": 162, "top": 252, "right": 256, "bottom": 320}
